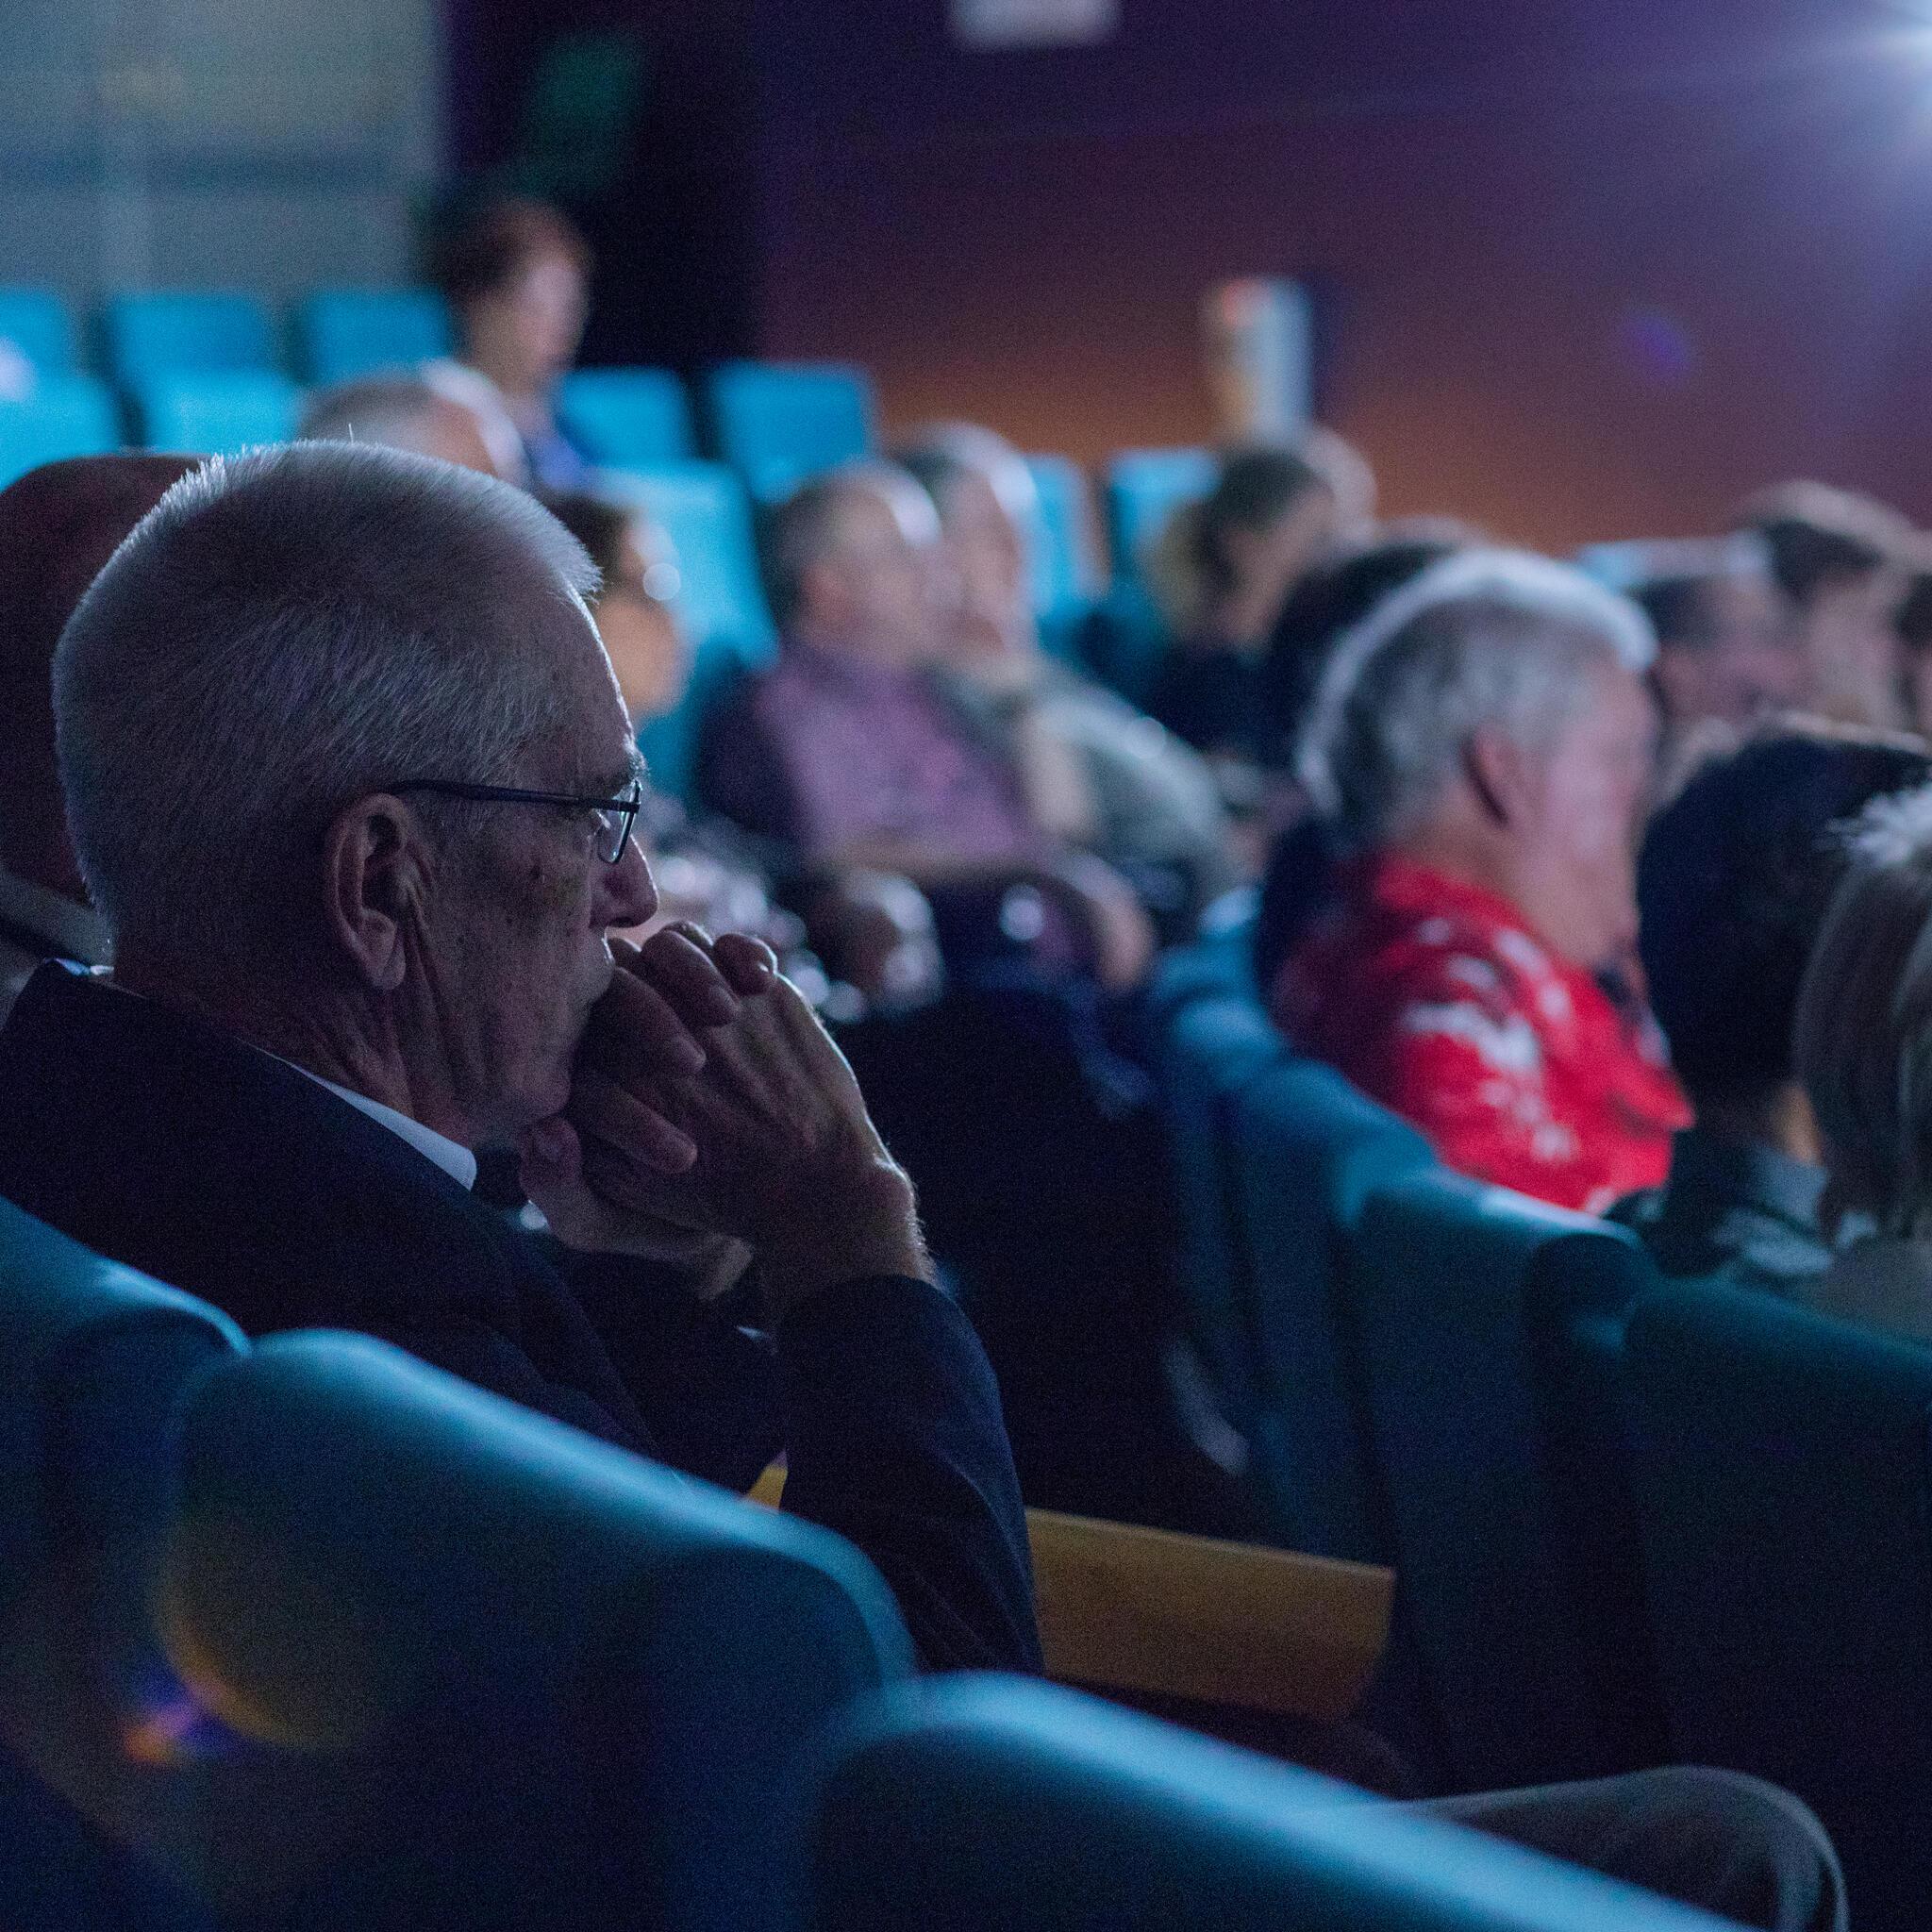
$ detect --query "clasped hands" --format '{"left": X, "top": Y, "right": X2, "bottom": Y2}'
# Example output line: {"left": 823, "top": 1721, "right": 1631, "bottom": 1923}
{"left": 518, "top": 924, "right": 926, "bottom": 1320}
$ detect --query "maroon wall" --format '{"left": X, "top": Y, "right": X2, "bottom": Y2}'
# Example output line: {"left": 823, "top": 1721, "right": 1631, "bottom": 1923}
{"left": 749, "top": 0, "right": 1932, "bottom": 548}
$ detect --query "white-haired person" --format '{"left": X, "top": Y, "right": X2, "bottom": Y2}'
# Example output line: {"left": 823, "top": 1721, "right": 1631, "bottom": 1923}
{"left": 1272, "top": 549, "right": 1690, "bottom": 1212}
{"left": 1795, "top": 785, "right": 1932, "bottom": 1340}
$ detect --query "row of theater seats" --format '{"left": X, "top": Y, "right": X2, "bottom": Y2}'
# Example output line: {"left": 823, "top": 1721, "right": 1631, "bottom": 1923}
{"left": 1155, "top": 919, "right": 1932, "bottom": 1932}
{"left": 1, "top": 1191, "right": 1715, "bottom": 1932}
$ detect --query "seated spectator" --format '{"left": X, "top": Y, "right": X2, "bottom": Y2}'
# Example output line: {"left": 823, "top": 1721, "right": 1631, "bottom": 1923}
{"left": 425, "top": 194, "right": 594, "bottom": 491}
{"left": 1627, "top": 535, "right": 1804, "bottom": 744}
{"left": 699, "top": 459, "right": 1156, "bottom": 991}
{"left": 1613, "top": 725, "right": 1929, "bottom": 1291}
{"left": 1735, "top": 480, "right": 1913, "bottom": 731}
{"left": 300, "top": 375, "right": 516, "bottom": 481}
{"left": 0, "top": 442, "right": 1037, "bottom": 1674}
{"left": 0, "top": 455, "right": 196, "bottom": 1018}
{"left": 1894, "top": 554, "right": 1932, "bottom": 736}
{"left": 1145, "top": 443, "right": 1341, "bottom": 768}
{"left": 896, "top": 423, "right": 1241, "bottom": 936}
{"left": 544, "top": 488, "right": 942, "bottom": 1013}
{"left": 1794, "top": 784, "right": 1932, "bottom": 1341}
{"left": 1273, "top": 550, "right": 1689, "bottom": 1211}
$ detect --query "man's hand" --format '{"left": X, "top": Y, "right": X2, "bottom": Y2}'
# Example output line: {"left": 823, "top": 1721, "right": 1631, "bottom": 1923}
{"left": 1040, "top": 853, "right": 1158, "bottom": 992}
{"left": 549, "top": 965, "right": 928, "bottom": 1322}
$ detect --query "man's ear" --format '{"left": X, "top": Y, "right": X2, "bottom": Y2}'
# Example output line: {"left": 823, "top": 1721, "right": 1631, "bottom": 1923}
{"left": 322, "top": 796, "right": 426, "bottom": 991}
{"left": 1462, "top": 724, "right": 1528, "bottom": 829}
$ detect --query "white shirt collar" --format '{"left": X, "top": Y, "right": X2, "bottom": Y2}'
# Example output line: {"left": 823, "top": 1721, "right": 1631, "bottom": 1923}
{"left": 285, "top": 1066, "right": 480, "bottom": 1193}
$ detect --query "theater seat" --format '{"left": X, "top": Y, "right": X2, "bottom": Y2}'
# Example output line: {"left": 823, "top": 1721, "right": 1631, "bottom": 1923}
{"left": 0, "top": 287, "right": 78, "bottom": 375}
{"left": 105, "top": 292, "right": 279, "bottom": 389}
{"left": 704, "top": 360, "right": 875, "bottom": 503}
{"left": 1350, "top": 1170, "right": 1665, "bottom": 1793}
{"left": 0, "top": 1198, "right": 242, "bottom": 1929}
{"left": 0, "top": 375, "right": 121, "bottom": 488}
{"left": 132, "top": 370, "right": 303, "bottom": 455}
{"left": 1024, "top": 453, "right": 1101, "bottom": 654}
{"left": 1628, "top": 1284, "right": 1932, "bottom": 1932}
{"left": 158, "top": 1330, "right": 909, "bottom": 1932}
{"left": 558, "top": 368, "right": 695, "bottom": 465}
{"left": 795, "top": 1674, "right": 1724, "bottom": 1932}
{"left": 1103, "top": 446, "right": 1217, "bottom": 594}
{"left": 297, "top": 288, "right": 452, "bottom": 385}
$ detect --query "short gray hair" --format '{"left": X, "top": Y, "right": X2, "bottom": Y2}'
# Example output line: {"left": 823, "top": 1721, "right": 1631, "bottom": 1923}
{"left": 56, "top": 441, "right": 597, "bottom": 961}
{"left": 1296, "top": 548, "right": 1656, "bottom": 843}
{"left": 760, "top": 458, "right": 937, "bottom": 628}
{"left": 299, "top": 376, "right": 452, "bottom": 451}
{"left": 1795, "top": 784, "right": 1932, "bottom": 1237}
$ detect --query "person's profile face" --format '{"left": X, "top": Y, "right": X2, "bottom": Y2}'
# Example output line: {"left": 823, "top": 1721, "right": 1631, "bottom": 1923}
{"left": 475, "top": 248, "right": 588, "bottom": 393}
{"left": 1657, "top": 573, "right": 1803, "bottom": 730}
{"left": 829, "top": 485, "right": 946, "bottom": 666}
{"left": 593, "top": 519, "right": 691, "bottom": 724}
{"left": 937, "top": 470, "right": 1030, "bottom": 655}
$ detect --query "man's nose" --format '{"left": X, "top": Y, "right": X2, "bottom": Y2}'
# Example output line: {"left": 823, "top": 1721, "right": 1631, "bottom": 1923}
{"left": 601, "top": 836, "right": 659, "bottom": 928}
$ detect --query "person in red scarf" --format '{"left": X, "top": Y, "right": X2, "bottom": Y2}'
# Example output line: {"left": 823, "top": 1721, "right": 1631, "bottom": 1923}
{"left": 1271, "top": 550, "right": 1689, "bottom": 1212}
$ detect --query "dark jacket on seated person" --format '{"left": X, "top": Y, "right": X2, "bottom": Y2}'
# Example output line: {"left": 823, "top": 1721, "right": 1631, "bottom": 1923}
{"left": 0, "top": 963, "right": 1040, "bottom": 1675}
{"left": 1608, "top": 1127, "right": 1832, "bottom": 1296}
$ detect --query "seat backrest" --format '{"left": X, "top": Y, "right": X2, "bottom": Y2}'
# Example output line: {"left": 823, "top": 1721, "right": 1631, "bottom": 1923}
{"left": 1103, "top": 446, "right": 1217, "bottom": 592}
{"left": 0, "top": 375, "right": 122, "bottom": 489}
{"left": 133, "top": 371, "right": 303, "bottom": 456}
{"left": 105, "top": 292, "right": 278, "bottom": 387}
{"left": 1023, "top": 453, "right": 1102, "bottom": 643}
{"left": 297, "top": 288, "right": 452, "bottom": 385}
{"left": 1350, "top": 1169, "right": 1663, "bottom": 1791}
{"left": 0, "top": 1198, "right": 242, "bottom": 1931}
{"left": 594, "top": 460, "right": 775, "bottom": 662}
{"left": 795, "top": 1674, "right": 1729, "bottom": 1932}
{"left": 1230, "top": 1064, "right": 1431, "bottom": 1564}
{"left": 0, "top": 288, "right": 76, "bottom": 374}
{"left": 158, "top": 1331, "right": 909, "bottom": 1932}
{"left": 704, "top": 360, "right": 875, "bottom": 502}
{"left": 1626, "top": 1283, "right": 1932, "bottom": 1932}
{"left": 558, "top": 368, "right": 696, "bottom": 465}
{"left": 636, "top": 631, "right": 753, "bottom": 803}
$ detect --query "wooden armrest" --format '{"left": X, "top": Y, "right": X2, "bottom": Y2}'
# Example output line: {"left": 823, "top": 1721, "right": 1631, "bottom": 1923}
{"left": 747, "top": 1464, "right": 1391, "bottom": 1722}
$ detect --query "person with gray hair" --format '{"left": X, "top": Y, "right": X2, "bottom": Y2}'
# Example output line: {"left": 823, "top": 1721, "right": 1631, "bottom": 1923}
{"left": 1273, "top": 549, "right": 1690, "bottom": 1210}
{"left": 1795, "top": 783, "right": 1932, "bottom": 1341}
{"left": 298, "top": 374, "right": 518, "bottom": 479}
{"left": 0, "top": 440, "right": 1041, "bottom": 1675}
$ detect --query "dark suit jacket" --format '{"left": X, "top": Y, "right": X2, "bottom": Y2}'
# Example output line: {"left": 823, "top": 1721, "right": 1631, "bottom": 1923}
{"left": 0, "top": 963, "right": 1040, "bottom": 1674}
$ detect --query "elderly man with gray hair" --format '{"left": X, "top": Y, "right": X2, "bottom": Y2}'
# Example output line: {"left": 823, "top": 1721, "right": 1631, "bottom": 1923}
{"left": 1271, "top": 548, "right": 1690, "bottom": 1211}
{"left": 0, "top": 441, "right": 1039, "bottom": 1674}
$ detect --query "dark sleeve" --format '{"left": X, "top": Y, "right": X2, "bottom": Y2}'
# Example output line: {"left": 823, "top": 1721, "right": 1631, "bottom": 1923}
{"left": 774, "top": 1274, "right": 1042, "bottom": 1674}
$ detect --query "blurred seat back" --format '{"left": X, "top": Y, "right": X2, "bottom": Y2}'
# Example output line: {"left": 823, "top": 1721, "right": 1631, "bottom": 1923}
{"left": 704, "top": 360, "right": 875, "bottom": 502}
{"left": 105, "top": 292, "right": 278, "bottom": 388}
{"left": 1103, "top": 446, "right": 1216, "bottom": 596}
{"left": 1352, "top": 1169, "right": 1664, "bottom": 1791}
{"left": 1628, "top": 1283, "right": 1932, "bottom": 1932}
{"left": 559, "top": 369, "right": 695, "bottom": 466}
{"left": 0, "top": 288, "right": 77, "bottom": 375}
{"left": 133, "top": 371, "right": 303, "bottom": 456}
{"left": 1023, "top": 454, "right": 1102, "bottom": 654}
{"left": 161, "top": 1330, "right": 909, "bottom": 1932}
{"left": 297, "top": 288, "right": 451, "bottom": 385}
{"left": 797, "top": 1674, "right": 1726, "bottom": 1932}
{"left": 0, "top": 375, "right": 121, "bottom": 488}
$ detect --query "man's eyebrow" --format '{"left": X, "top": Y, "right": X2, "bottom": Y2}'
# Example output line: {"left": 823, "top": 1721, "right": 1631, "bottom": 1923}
{"left": 597, "top": 747, "right": 648, "bottom": 796}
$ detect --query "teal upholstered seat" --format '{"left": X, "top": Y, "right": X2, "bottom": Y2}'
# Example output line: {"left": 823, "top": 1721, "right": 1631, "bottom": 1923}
{"left": 297, "top": 288, "right": 452, "bottom": 385}
{"left": 704, "top": 361, "right": 875, "bottom": 503}
{"left": 0, "top": 375, "right": 121, "bottom": 488}
{"left": 1023, "top": 453, "right": 1102, "bottom": 652}
{"left": 1102, "top": 446, "right": 1216, "bottom": 594}
{"left": 133, "top": 370, "right": 303, "bottom": 455}
{"left": 0, "top": 288, "right": 78, "bottom": 375}
{"left": 559, "top": 368, "right": 696, "bottom": 465}
{"left": 105, "top": 292, "right": 278, "bottom": 388}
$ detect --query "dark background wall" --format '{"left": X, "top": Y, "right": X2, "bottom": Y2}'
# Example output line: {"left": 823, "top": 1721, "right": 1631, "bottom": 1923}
{"left": 455, "top": 0, "right": 1932, "bottom": 547}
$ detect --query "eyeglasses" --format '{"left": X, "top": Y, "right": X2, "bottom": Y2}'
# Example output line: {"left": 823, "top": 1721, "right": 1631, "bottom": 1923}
{"left": 389, "top": 779, "right": 643, "bottom": 864}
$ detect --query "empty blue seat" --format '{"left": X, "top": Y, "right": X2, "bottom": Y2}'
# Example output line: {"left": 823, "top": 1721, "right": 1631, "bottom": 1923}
{"left": 1350, "top": 1170, "right": 1664, "bottom": 1792}
{"left": 705, "top": 360, "right": 875, "bottom": 502}
{"left": 1628, "top": 1284, "right": 1932, "bottom": 1932}
{"left": 559, "top": 368, "right": 696, "bottom": 465}
{"left": 132, "top": 371, "right": 303, "bottom": 455}
{"left": 797, "top": 1674, "right": 1724, "bottom": 1932}
{"left": 104, "top": 292, "right": 277, "bottom": 389}
{"left": 0, "top": 376, "right": 121, "bottom": 488}
{"left": 1024, "top": 453, "right": 1101, "bottom": 649}
{"left": 1230, "top": 1063, "right": 1431, "bottom": 1565}
{"left": 637, "top": 632, "right": 754, "bottom": 803}
{"left": 0, "top": 288, "right": 77, "bottom": 375}
{"left": 159, "top": 1330, "right": 909, "bottom": 1932}
{"left": 593, "top": 460, "right": 775, "bottom": 660}
{"left": 1104, "top": 446, "right": 1217, "bottom": 591}
{"left": 298, "top": 287, "right": 451, "bottom": 385}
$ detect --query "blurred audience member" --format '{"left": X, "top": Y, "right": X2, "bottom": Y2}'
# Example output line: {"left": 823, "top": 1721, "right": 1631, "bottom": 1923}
{"left": 300, "top": 375, "right": 513, "bottom": 480}
{"left": 1735, "top": 481, "right": 1913, "bottom": 732}
{"left": 1893, "top": 556, "right": 1932, "bottom": 737}
{"left": 1274, "top": 551, "right": 1688, "bottom": 1211}
{"left": 546, "top": 489, "right": 942, "bottom": 1013}
{"left": 1627, "top": 536, "right": 1804, "bottom": 741}
{"left": 898, "top": 423, "right": 1240, "bottom": 936}
{"left": 1145, "top": 444, "right": 1341, "bottom": 767}
{"left": 425, "top": 195, "right": 593, "bottom": 491}
{"left": 0, "top": 455, "right": 197, "bottom": 1018}
{"left": 700, "top": 459, "right": 1155, "bottom": 991}
{"left": 1614, "top": 725, "right": 1929, "bottom": 1291}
